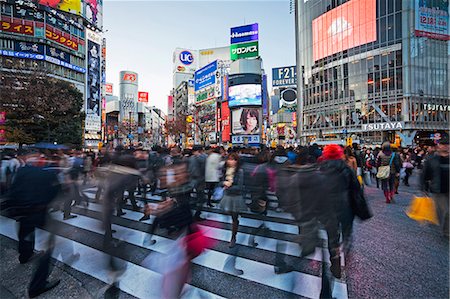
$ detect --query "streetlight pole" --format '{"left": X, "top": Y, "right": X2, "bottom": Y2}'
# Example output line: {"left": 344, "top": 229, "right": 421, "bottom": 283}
{"left": 294, "top": 0, "right": 304, "bottom": 145}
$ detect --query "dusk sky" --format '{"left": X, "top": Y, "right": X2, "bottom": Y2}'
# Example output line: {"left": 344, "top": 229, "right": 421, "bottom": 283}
{"left": 103, "top": 0, "right": 296, "bottom": 114}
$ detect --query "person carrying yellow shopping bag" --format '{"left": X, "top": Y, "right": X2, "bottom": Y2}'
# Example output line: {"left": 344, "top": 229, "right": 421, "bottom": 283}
{"left": 406, "top": 194, "right": 439, "bottom": 225}
{"left": 420, "top": 133, "right": 449, "bottom": 238}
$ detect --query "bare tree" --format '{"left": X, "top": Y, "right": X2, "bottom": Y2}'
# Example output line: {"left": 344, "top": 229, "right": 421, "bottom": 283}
{"left": 1, "top": 58, "right": 84, "bottom": 147}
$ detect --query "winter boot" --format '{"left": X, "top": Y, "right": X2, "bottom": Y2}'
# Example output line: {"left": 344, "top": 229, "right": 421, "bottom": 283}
{"left": 384, "top": 191, "right": 391, "bottom": 203}
{"left": 330, "top": 255, "right": 342, "bottom": 279}
{"left": 229, "top": 220, "right": 239, "bottom": 248}
{"left": 390, "top": 190, "right": 396, "bottom": 202}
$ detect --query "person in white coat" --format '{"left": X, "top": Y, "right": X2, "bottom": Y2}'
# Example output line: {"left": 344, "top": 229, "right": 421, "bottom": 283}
{"left": 205, "top": 147, "right": 222, "bottom": 207}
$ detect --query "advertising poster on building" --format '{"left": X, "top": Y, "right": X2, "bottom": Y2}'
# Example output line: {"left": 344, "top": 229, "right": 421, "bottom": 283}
{"left": 229, "top": 84, "right": 262, "bottom": 107}
{"left": 83, "top": 0, "right": 103, "bottom": 29}
{"left": 221, "top": 102, "right": 231, "bottom": 142}
{"left": 38, "top": 0, "right": 82, "bottom": 15}
{"left": 415, "top": 0, "right": 449, "bottom": 40}
{"left": 194, "top": 60, "right": 217, "bottom": 91}
{"left": 232, "top": 108, "right": 261, "bottom": 135}
{"left": 312, "top": 0, "right": 377, "bottom": 61}
{"left": 85, "top": 29, "right": 101, "bottom": 132}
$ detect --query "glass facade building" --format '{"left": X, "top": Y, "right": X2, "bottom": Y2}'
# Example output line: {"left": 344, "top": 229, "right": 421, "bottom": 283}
{"left": 297, "top": 0, "right": 449, "bottom": 145}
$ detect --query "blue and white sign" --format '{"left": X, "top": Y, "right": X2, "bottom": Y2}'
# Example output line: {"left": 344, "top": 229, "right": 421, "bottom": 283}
{"left": 232, "top": 135, "right": 260, "bottom": 144}
{"left": 272, "top": 66, "right": 297, "bottom": 87}
{"left": 1, "top": 50, "right": 44, "bottom": 60}
{"left": 194, "top": 60, "right": 217, "bottom": 91}
{"left": 179, "top": 50, "right": 194, "bottom": 65}
{"left": 230, "top": 23, "right": 259, "bottom": 44}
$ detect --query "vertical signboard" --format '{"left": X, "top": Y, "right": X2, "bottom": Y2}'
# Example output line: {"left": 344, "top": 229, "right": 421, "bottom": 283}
{"left": 262, "top": 74, "right": 268, "bottom": 116}
{"left": 415, "top": 0, "right": 450, "bottom": 40}
{"left": 85, "top": 29, "right": 102, "bottom": 133}
{"left": 105, "top": 83, "right": 113, "bottom": 95}
{"left": 221, "top": 101, "right": 231, "bottom": 142}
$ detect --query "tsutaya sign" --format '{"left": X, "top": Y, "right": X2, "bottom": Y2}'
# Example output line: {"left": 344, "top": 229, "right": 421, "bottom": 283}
{"left": 362, "top": 122, "right": 404, "bottom": 131}
{"left": 423, "top": 104, "right": 450, "bottom": 111}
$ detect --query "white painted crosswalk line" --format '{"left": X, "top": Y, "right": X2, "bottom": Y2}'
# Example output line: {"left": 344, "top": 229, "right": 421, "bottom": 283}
{"left": 0, "top": 215, "right": 224, "bottom": 299}
{"left": 3, "top": 184, "right": 349, "bottom": 299}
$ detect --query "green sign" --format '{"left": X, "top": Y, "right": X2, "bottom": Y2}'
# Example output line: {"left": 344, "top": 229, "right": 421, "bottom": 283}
{"left": 230, "top": 41, "right": 259, "bottom": 60}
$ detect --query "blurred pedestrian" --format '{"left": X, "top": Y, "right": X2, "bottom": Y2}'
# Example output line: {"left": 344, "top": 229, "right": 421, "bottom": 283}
{"left": 205, "top": 146, "right": 222, "bottom": 207}
{"left": 190, "top": 145, "right": 207, "bottom": 221}
{"left": 7, "top": 149, "right": 62, "bottom": 297}
{"left": 344, "top": 146, "right": 357, "bottom": 173}
{"left": 422, "top": 134, "right": 449, "bottom": 238}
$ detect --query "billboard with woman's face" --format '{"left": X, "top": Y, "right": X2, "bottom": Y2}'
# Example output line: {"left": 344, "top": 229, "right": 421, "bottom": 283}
{"left": 232, "top": 108, "right": 261, "bottom": 135}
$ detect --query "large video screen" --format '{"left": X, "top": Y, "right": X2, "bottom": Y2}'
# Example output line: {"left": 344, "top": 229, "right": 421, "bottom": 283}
{"left": 229, "top": 84, "right": 262, "bottom": 107}
{"left": 232, "top": 108, "right": 261, "bottom": 135}
{"left": 312, "top": 0, "right": 376, "bottom": 61}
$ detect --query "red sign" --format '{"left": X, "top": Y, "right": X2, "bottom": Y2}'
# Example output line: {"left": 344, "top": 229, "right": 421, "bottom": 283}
{"left": 105, "top": 83, "right": 113, "bottom": 95}
{"left": 138, "top": 92, "right": 149, "bottom": 103}
{"left": 312, "top": 0, "right": 376, "bottom": 61}
{"left": 1, "top": 18, "right": 34, "bottom": 36}
{"left": 45, "top": 25, "right": 79, "bottom": 51}
{"left": 168, "top": 95, "right": 174, "bottom": 110}
{"left": 123, "top": 73, "right": 137, "bottom": 82}
{"left": 221, "top": 102, "right": 231, "bottom": 142}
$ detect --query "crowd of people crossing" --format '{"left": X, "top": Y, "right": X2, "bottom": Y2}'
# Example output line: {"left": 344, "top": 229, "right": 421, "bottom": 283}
{"left": 0, "top": 137, "right": 448, "bottom": 298}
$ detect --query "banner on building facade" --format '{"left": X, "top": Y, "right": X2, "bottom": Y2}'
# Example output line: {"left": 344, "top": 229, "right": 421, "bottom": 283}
{"left": 415, "top": 0, "right": 450, "bottom": 40}
{"left": 85, "top": 29, "right": 101, "bottom": 133}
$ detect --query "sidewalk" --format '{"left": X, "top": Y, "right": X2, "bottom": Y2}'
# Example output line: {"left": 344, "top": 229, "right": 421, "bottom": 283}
{"left": 345, "top": 171, "right": 449, "bottom": 298}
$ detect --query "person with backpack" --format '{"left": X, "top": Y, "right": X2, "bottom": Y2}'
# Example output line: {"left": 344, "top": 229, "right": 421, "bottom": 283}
{"left": 376, "top": 142, "right": 401, "bottom": 203}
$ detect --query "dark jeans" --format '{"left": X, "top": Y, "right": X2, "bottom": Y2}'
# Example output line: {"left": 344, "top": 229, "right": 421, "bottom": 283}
{"left": 18, "top": 213, "right": 46, "bottom": 263}
{"left": 194, "top": 182, "right": 205, "bottom": 217}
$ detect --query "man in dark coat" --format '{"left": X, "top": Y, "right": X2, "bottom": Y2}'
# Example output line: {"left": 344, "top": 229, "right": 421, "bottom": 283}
{"left": 7, "top": 150, "right": 62, "bottom": 297}
{"left": 422, "top": 134, "right": 450, "bottom": 238}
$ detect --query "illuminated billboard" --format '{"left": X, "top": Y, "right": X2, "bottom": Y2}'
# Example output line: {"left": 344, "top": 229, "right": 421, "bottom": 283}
{"left": 312, "top": 0, "right": 377, "bottom": 61}
{"left": 228, "top": 84, "right": 262, "bottom": 107}
{"left": 38, "top": 0, "right": 82, "bottom": 16}
{"left": 232, "top": 108, "right": 261, "bottom": 135}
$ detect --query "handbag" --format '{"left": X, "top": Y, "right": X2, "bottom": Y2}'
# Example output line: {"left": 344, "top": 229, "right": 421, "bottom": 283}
{"left": 212, "top": 186, "right": 224, "bottom": 201}
{"left": 377, "top": 154, "right": 395, "bottom": 179}
{"left": 350, "top": 187, "right": 373, "bottom": 220}
{"left": 403, "top": 162, "right": 414, "bottom": 169}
